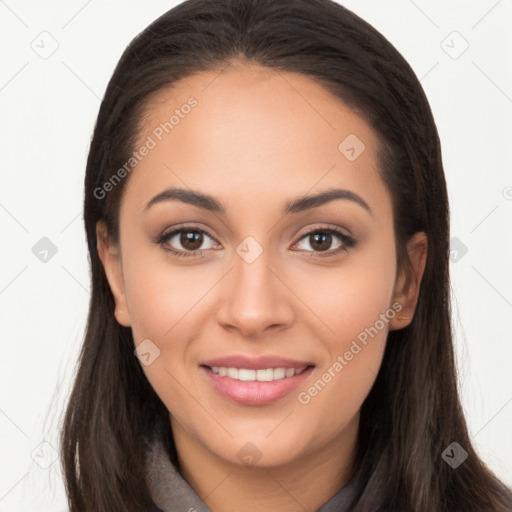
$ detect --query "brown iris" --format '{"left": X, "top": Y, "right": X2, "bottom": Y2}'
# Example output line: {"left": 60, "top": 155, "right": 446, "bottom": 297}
{"left": 180, "top": 230, "right": 204, "bottom": 251}
{"left": 309, "top": 232, "right": 332, "bottom": 252}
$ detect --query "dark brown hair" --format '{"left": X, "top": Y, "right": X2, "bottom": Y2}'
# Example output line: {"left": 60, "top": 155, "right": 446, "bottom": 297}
{"left": 61, "top": 0, "right": 512, "bottom": 510}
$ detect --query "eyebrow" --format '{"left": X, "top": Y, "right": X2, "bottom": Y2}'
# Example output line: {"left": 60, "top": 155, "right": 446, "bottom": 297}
{"left": 144, "top": 187, "right": 373, "bottom": 217}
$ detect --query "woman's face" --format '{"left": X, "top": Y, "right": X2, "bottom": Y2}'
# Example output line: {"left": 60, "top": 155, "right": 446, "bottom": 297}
{"left": 98, "top": 62, "right": 426, "bottom": 470}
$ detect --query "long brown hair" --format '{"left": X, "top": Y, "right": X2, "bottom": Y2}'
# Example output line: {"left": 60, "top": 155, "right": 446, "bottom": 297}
{"left": 60, "top": 0, "right": 512, "bottom": 510}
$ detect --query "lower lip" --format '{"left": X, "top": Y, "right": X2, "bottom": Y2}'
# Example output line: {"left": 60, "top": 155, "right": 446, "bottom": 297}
{"left": 200, "top": 365, "right": 314, "bottom": 405}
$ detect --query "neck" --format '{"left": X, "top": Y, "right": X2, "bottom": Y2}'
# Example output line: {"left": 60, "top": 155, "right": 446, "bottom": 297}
{"left": 171, "top": 415, "right": 359, "bottom": 512}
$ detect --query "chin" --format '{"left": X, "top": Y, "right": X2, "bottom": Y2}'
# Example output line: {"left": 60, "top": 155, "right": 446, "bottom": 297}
{"left": 205, "top": 427, "right": 313, "bottom": 468}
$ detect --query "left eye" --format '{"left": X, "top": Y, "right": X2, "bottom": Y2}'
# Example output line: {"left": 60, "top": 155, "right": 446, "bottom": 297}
{"left": 294, "top": 229, "right": 350, "bottom": 254}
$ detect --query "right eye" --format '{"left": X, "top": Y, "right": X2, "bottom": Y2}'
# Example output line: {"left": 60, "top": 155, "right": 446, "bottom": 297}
{"left": 157, "top": 226, "right": 221, "bottom": 258}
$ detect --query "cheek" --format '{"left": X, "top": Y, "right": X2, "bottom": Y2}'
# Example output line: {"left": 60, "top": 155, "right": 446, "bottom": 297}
{"left": 122, "top": 249, "right": 211, "bottom": 343}
{"left": 121, "top": 253, "right": 208, "bottom": 407}
{"left": 121, "top": 249, "right": 219, "bottom": 397}
{"left": 292, "top": 244, "right": 395, "bottom": 411}
{"left": 295, "top": 281, "right": 392, "bottom": 437}
{"left": 291, "top": 241, "right": 397, "bottom": 350}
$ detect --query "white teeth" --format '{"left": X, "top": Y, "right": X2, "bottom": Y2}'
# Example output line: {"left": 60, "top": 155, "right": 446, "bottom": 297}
{"left": 238, "top": 369, "right": 256, "bottom": 381}
{"left": 209, "top": 366, "right": 308, "bottom": 381}
{"left": 256, "top": 369, "right": 273, "bottom": 381}
{"left": 227, "top": 367, "right": 239, "bottom": 379}
{"left": 273, "top": 368, "right": 286, "bottom": 380}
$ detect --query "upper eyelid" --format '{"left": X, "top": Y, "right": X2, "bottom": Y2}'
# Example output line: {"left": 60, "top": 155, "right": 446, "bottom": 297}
{"left": 162, "top": 225, "right": 219, "bottom": 243}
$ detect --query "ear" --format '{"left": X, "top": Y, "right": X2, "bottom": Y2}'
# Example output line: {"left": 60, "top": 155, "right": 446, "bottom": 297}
{"left": 389, "top": 231, "right": 427, "bottom": 331}
{"left": 96, "top": 220, "right": 131, "bottom": 327}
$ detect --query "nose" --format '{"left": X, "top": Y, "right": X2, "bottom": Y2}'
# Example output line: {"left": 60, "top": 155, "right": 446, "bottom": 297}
{"left": 215, "top": 246, "right": 295, "bottom": 339}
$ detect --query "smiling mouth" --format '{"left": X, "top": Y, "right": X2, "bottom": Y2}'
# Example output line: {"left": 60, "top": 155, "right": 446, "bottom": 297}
{"left": 199, "top": 354, "right": 316, "bottom": 405}
{"left": 200, "top": 363, "right": 315, "bottom": 405}
{"left": 202, "top": 365, "right": 311, "bottom": 382}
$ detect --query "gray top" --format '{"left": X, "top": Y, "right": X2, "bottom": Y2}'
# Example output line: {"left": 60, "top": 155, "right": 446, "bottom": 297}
{"left": 144, "top": 425, "right": 363, "bottom": 512}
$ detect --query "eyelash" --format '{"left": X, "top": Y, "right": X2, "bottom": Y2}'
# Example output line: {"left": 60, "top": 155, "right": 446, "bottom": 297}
{"left": 156, "top": 224, "right": 356, "bottom": 259}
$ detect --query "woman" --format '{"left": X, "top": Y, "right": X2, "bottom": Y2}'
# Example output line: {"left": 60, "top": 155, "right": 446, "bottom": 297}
{"left": 60, "top": 0, "right": 512, "bottom": 510}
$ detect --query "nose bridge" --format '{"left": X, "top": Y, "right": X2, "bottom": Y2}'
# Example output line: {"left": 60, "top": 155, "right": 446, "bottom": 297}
{"left": 234, "top": 236, "right": 272, "bottom": 294}
{"left": 215, "top": 234, "right": 294, "bottom": 335}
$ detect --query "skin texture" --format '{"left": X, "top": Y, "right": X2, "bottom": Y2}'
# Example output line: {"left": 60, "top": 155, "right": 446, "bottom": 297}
{"left": 97, "top": 61, "right": 427, "bottom": 512}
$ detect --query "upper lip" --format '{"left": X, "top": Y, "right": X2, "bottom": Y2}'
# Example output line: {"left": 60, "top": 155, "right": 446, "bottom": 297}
{"left": 201, "top": 355, "right": 314, "bottom": 370}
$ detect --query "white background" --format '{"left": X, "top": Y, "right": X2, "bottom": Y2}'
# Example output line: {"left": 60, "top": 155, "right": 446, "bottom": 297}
{"left": 1, "top": 1, "right": 511, "bottom": 510}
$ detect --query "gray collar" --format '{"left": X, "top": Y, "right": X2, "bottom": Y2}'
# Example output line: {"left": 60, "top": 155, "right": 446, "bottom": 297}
{"left": 144, "top": 425, "right": 362, "bottom": 512}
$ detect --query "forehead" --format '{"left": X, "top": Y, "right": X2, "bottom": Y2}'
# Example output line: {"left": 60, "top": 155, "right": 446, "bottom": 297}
{"left": 123, "top": 63, "right": 391, "bottom": 219}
